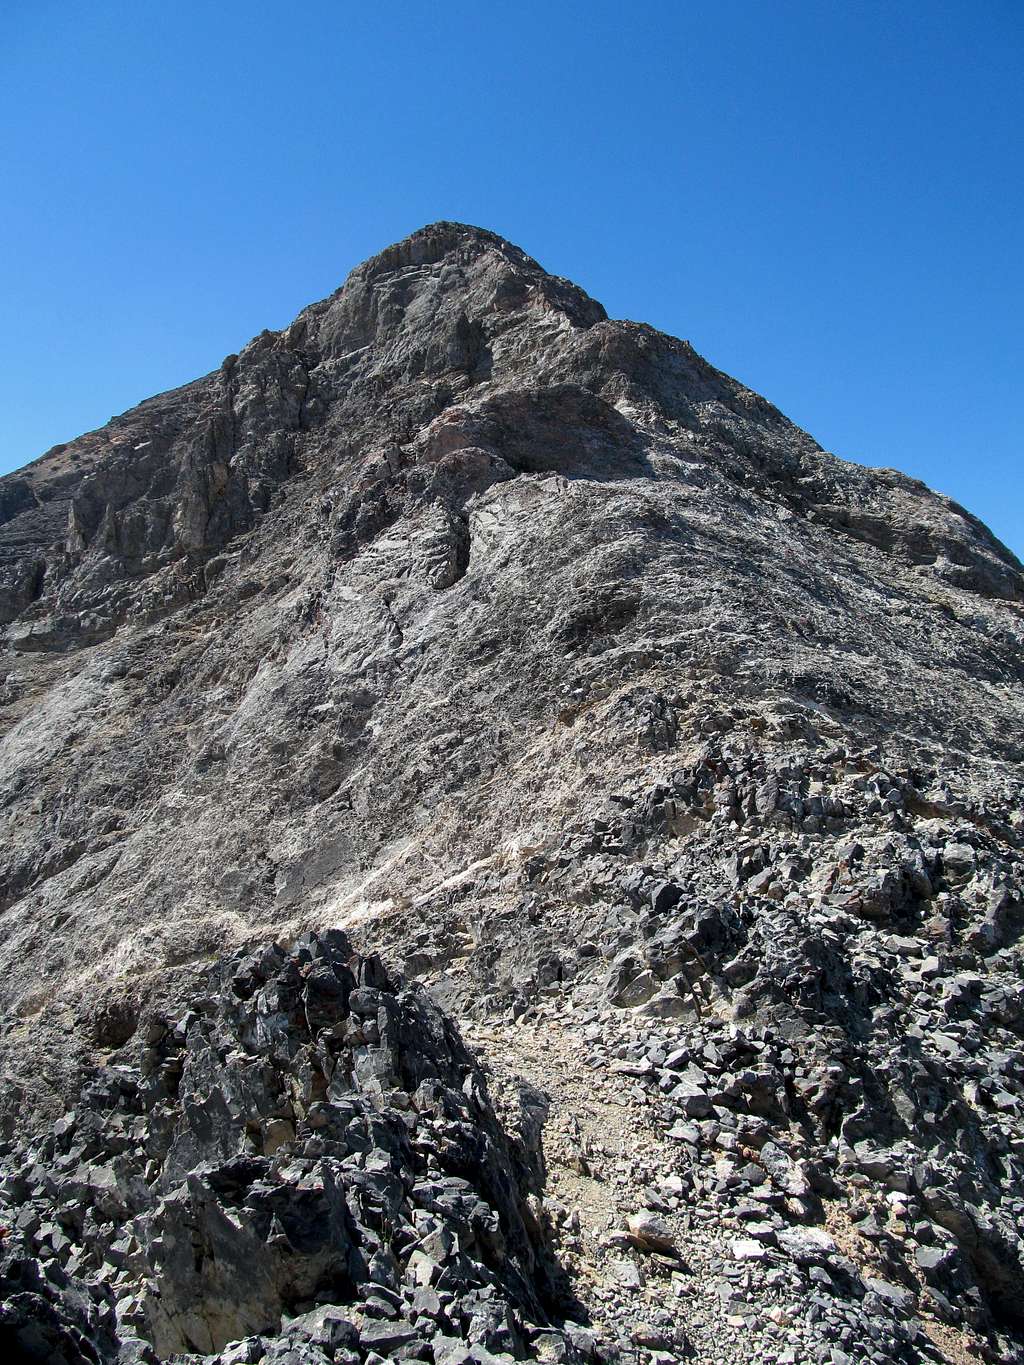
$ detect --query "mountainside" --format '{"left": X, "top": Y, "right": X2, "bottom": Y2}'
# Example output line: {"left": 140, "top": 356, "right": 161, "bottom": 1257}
{"left": 1, "top": 223, "right": 1023, "bottom": 1365}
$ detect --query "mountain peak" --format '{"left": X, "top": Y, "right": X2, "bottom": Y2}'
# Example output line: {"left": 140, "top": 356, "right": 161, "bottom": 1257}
{"left": 1, "top": 224, "right": 1024, "bottom": 1363}
{"left": 355, "top": 220, "right": 543, "bottom": 274}
{"left": 293, "top": 219, "right": 607, "bottom": 363}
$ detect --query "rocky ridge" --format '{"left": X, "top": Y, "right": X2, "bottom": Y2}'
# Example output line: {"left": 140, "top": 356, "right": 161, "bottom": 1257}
{"left": 0, "top": 223, "right": 1022, "bottom": 1364}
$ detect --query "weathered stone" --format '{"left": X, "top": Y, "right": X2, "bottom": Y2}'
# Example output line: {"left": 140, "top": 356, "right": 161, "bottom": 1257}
{"left": 626, "top": 1210, "right": 676, "bottom": 1255}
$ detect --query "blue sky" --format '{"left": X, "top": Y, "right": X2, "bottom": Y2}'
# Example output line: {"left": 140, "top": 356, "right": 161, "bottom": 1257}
{"left": 1, "top": 1, "right": 1021, "bottom": 557}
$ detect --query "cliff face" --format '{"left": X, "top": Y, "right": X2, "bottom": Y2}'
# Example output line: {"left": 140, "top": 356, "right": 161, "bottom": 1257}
{"left": 1, "top": 224, "right": 1023, "bottom": 1365}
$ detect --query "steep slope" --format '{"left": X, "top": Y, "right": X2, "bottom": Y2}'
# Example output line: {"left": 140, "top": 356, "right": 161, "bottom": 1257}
{"left": 1, "top": 224, "right": 1023, "bottom": 1365}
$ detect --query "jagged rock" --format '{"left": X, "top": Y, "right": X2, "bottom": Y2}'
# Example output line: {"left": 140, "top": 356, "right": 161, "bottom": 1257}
{"left": 0, "top": 932, "right": 571, "bottom": 1363}
{"left": 625, "top": 1211, "right": 676, "bottom": 1255}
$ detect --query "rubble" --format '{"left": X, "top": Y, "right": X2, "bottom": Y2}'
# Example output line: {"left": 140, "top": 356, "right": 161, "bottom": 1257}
{"left": 0, "top": 932, "right": 588, "bottom": 1363}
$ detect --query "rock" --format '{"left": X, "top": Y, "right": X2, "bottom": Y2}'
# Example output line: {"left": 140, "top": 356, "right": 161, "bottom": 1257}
{"left": 914, "top": 1245, "right": 954, "bottom": 1276}
{"left": 650, "top": 882, "right": 684, "bottom": 915}
{"left": 942, "top": 843, "right": 977, "bottom": 875}
{"left": 612, "top": 1258, "right": 644, "bottom": 1289}
{"left": 666, "top": 1121, "right": 701, "bottom": 1145}
{"left": 639, "top": 990, "right": 691, "bottom": 1020}
{"left": 289, "top": 1306, "right": 359, "bottom": 1351}
{"left": 775, "top": 1227, "right": 837, "bottom": 1266}
{"left": 670, "top": 1077, "right": 713, "bottom": 1119}
{"left": 626, "top": 1210, "right": 676, "bottom": 1255}
{"left": 863, "top": 1278, "right": 916, "bottom": 1315}
{"left": 358, "top": 1320, "right": 420, "bottom": 1353}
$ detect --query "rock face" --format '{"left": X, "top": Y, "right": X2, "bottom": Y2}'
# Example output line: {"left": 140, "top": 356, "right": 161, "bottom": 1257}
{"left": 0, "top": 222, "right": 1023, "bottom": 1364}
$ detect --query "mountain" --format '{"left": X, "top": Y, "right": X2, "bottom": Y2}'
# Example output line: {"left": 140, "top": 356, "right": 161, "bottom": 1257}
{"left": 0, "top": 223, "right": 1022, "bottom": 1365}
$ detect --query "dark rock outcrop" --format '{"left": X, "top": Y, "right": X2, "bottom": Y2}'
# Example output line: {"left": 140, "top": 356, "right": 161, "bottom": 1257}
{"left": 1, "top": 931, "right": 582, "bottom": 1363}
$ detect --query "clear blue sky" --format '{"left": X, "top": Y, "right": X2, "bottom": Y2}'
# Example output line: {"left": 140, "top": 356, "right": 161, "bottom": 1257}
{"left": 2, "top": 1, "right": 1021, "bottom": 557}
